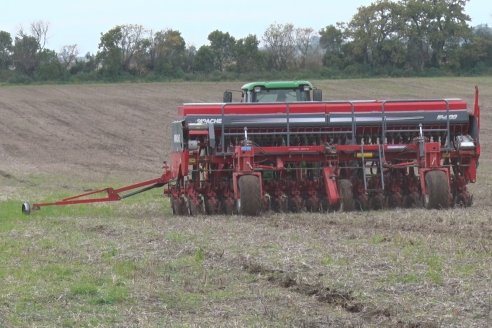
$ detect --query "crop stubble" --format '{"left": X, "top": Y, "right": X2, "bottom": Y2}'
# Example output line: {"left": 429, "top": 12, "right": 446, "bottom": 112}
{"left": 0, "top": 78, "right": 491, "bottom": 327}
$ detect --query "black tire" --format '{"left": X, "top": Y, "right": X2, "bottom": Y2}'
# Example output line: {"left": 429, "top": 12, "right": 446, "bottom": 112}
{"left": 238, "top": 175, "right": 261, "bottom": 216}
{"left": 22, "top": 202, "right": 31, "bottom": 215}
{"left": 425, "top": 171, "right": 450, "bottom": 209}
{"left": 338, "top": 179, "right": 355, "bottom": 211}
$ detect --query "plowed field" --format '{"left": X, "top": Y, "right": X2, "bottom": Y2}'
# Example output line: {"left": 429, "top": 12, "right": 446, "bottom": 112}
{"left": 0, "top": 78, "right": 491, "bottom": 327}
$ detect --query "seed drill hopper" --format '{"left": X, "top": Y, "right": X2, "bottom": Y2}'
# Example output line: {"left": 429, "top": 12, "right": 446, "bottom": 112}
{"left": 22, "top": 81, "right": 481, "bottom": 216}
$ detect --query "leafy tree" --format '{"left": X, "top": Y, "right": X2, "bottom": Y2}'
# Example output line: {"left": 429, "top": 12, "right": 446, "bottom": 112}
{"left": 193, "top": 45, "right": 214, "bottom": 73}
{"left": 402, "top": 0, "right": 433, "bottom": 70}
{"left": 12, "top": 34, "right": 39, "bottom": 76}
{"left": 83, "top": 52, "right": 98, "bottom": 72}
{"left": 119, "top": 24, "right": 149, "bottom": 73}
{"left": 38, "top": 49, "right": 65, "bottom": 81}
{"left": 427, "top": 0, "right": 471, "bottom": 68}
{"left": 68, "top": 52, "right": 97, "bottom": 77}
{"left": 295, "top": 27, "right": 318, "bottom": 68}
{"left": 320, "top": 24, "right": 345, "bottom": 52}
{"left": 403, "top": 0, "right": 471, "bottom": 69}
{"left": 347, "top": 0, "right": 406, "bottom": 69}
{"left": 263, "top": 23, "right": 296, "bottom": 70}
{"left": 319, "top": 24, "right": 345, "bottom": 68}
{"left": 208, "top": 30, "right": 236, "bottom": 71}
{"left": 2, "top": 0, "right": 487, "bottom": 82}
{"left": 97, "top": 25, "right": 150, "bottom": 76}
{"left": 456, "top": 24, "right": 492, "bottom": 71}
{"left": 234, "top": 34, "right": 262, "bottom": 73}
{"left": 152, "top": 29, "right": 186, "bottom": 76}
{"left": 131, "top": 37, "right": 152, "bottom": 75}
{"left": 97, "top": 26, "right": 124, "bottom": 77}
{"left": 183, "top": 45, "right": 197, "bottom": 74}
{"left": 472, "top": 25, "right": 492, "bottom": 67}
{"left": 0, "top": 31, "right": 12, "bottom": 70}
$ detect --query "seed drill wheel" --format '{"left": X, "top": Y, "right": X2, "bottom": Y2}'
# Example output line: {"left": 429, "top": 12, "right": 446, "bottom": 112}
{"left": 22, "top": 202, "right": 31, "bottom": 215}
{"left": 338, "top": 179, "right": 355, "bottom": 211}
{"left": 237, "top": 175, "right": 261, "bottom": 216}
{"left": 424, "top": 170, "right": 450, "bottom": 209}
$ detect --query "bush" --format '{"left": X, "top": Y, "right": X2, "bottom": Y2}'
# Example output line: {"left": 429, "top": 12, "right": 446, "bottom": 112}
{"left": 37, "top": 62, "right": 67, "bottom": 82}
{"left": 7, "top": 73, "right": 33, "bottom": 84}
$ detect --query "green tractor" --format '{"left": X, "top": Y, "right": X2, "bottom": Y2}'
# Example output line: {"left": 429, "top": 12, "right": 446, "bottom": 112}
{"left": 223, "top": 80, "right": 322, "bottom": 103}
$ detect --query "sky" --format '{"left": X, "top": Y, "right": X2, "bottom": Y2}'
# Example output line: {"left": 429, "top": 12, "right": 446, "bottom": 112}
{"left": 1, "top": 0, "right": 491, "bottom": 55}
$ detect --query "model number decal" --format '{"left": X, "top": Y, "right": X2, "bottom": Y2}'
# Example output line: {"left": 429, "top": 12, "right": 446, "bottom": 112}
{"left": 437, "top": 114, "right": 458, "bottom": 120}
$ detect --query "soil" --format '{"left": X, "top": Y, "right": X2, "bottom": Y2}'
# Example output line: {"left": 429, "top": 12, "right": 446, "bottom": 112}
{"left": 1, "top": 79, "right": 490, "bottom": 182}
{"left": 1, "top": 78, "right": 491, "bottom": 327}
{"left": 0, "top": 82, "right": 232, "bottom": 181}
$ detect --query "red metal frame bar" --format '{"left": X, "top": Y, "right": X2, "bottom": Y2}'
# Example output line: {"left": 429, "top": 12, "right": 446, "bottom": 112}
{"left": 30, "top": 171, "right": 173, "bottom": 211}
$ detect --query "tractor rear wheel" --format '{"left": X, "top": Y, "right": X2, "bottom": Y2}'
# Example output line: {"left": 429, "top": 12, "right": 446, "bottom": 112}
{"left": 338, "top": 179, "right": 355, "bottom": 211}
{"left": 237, "top": 175, "right": 261, "bottom": 216}
{"left": 424, "top": 170, "right": 450, "bottom": 209}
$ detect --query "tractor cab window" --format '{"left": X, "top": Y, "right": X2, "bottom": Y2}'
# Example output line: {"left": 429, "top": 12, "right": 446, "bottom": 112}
{"left": 297, "top": 88, "right": 311, "bottom": 101}
{"left": 252, "top": 88, "right": 299, "bottom": 103}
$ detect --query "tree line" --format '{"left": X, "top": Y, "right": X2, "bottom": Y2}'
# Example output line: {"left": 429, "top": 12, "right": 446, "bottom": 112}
{"left": 0, "top": 0, "right": 491, "bottom": 84}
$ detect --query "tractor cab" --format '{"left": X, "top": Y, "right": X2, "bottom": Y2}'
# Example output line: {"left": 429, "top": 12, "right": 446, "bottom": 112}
{"left": 223, "top": 80, "right": 322, "bottom": 103}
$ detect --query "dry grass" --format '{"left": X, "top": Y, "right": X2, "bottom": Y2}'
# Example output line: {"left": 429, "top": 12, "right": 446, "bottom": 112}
{"left": 1, "top": 77, "right": 491, "bottom": 327}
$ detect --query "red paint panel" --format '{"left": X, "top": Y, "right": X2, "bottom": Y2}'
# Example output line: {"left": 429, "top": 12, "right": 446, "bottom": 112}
{"left": 179, "top": 99, "right": 468, "bottom": 117}
{"left": 322, "top": 167, "right": 340, "bottom": 206}
{"left": 189, "top": 130, "right": 208, "bottom": 136}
